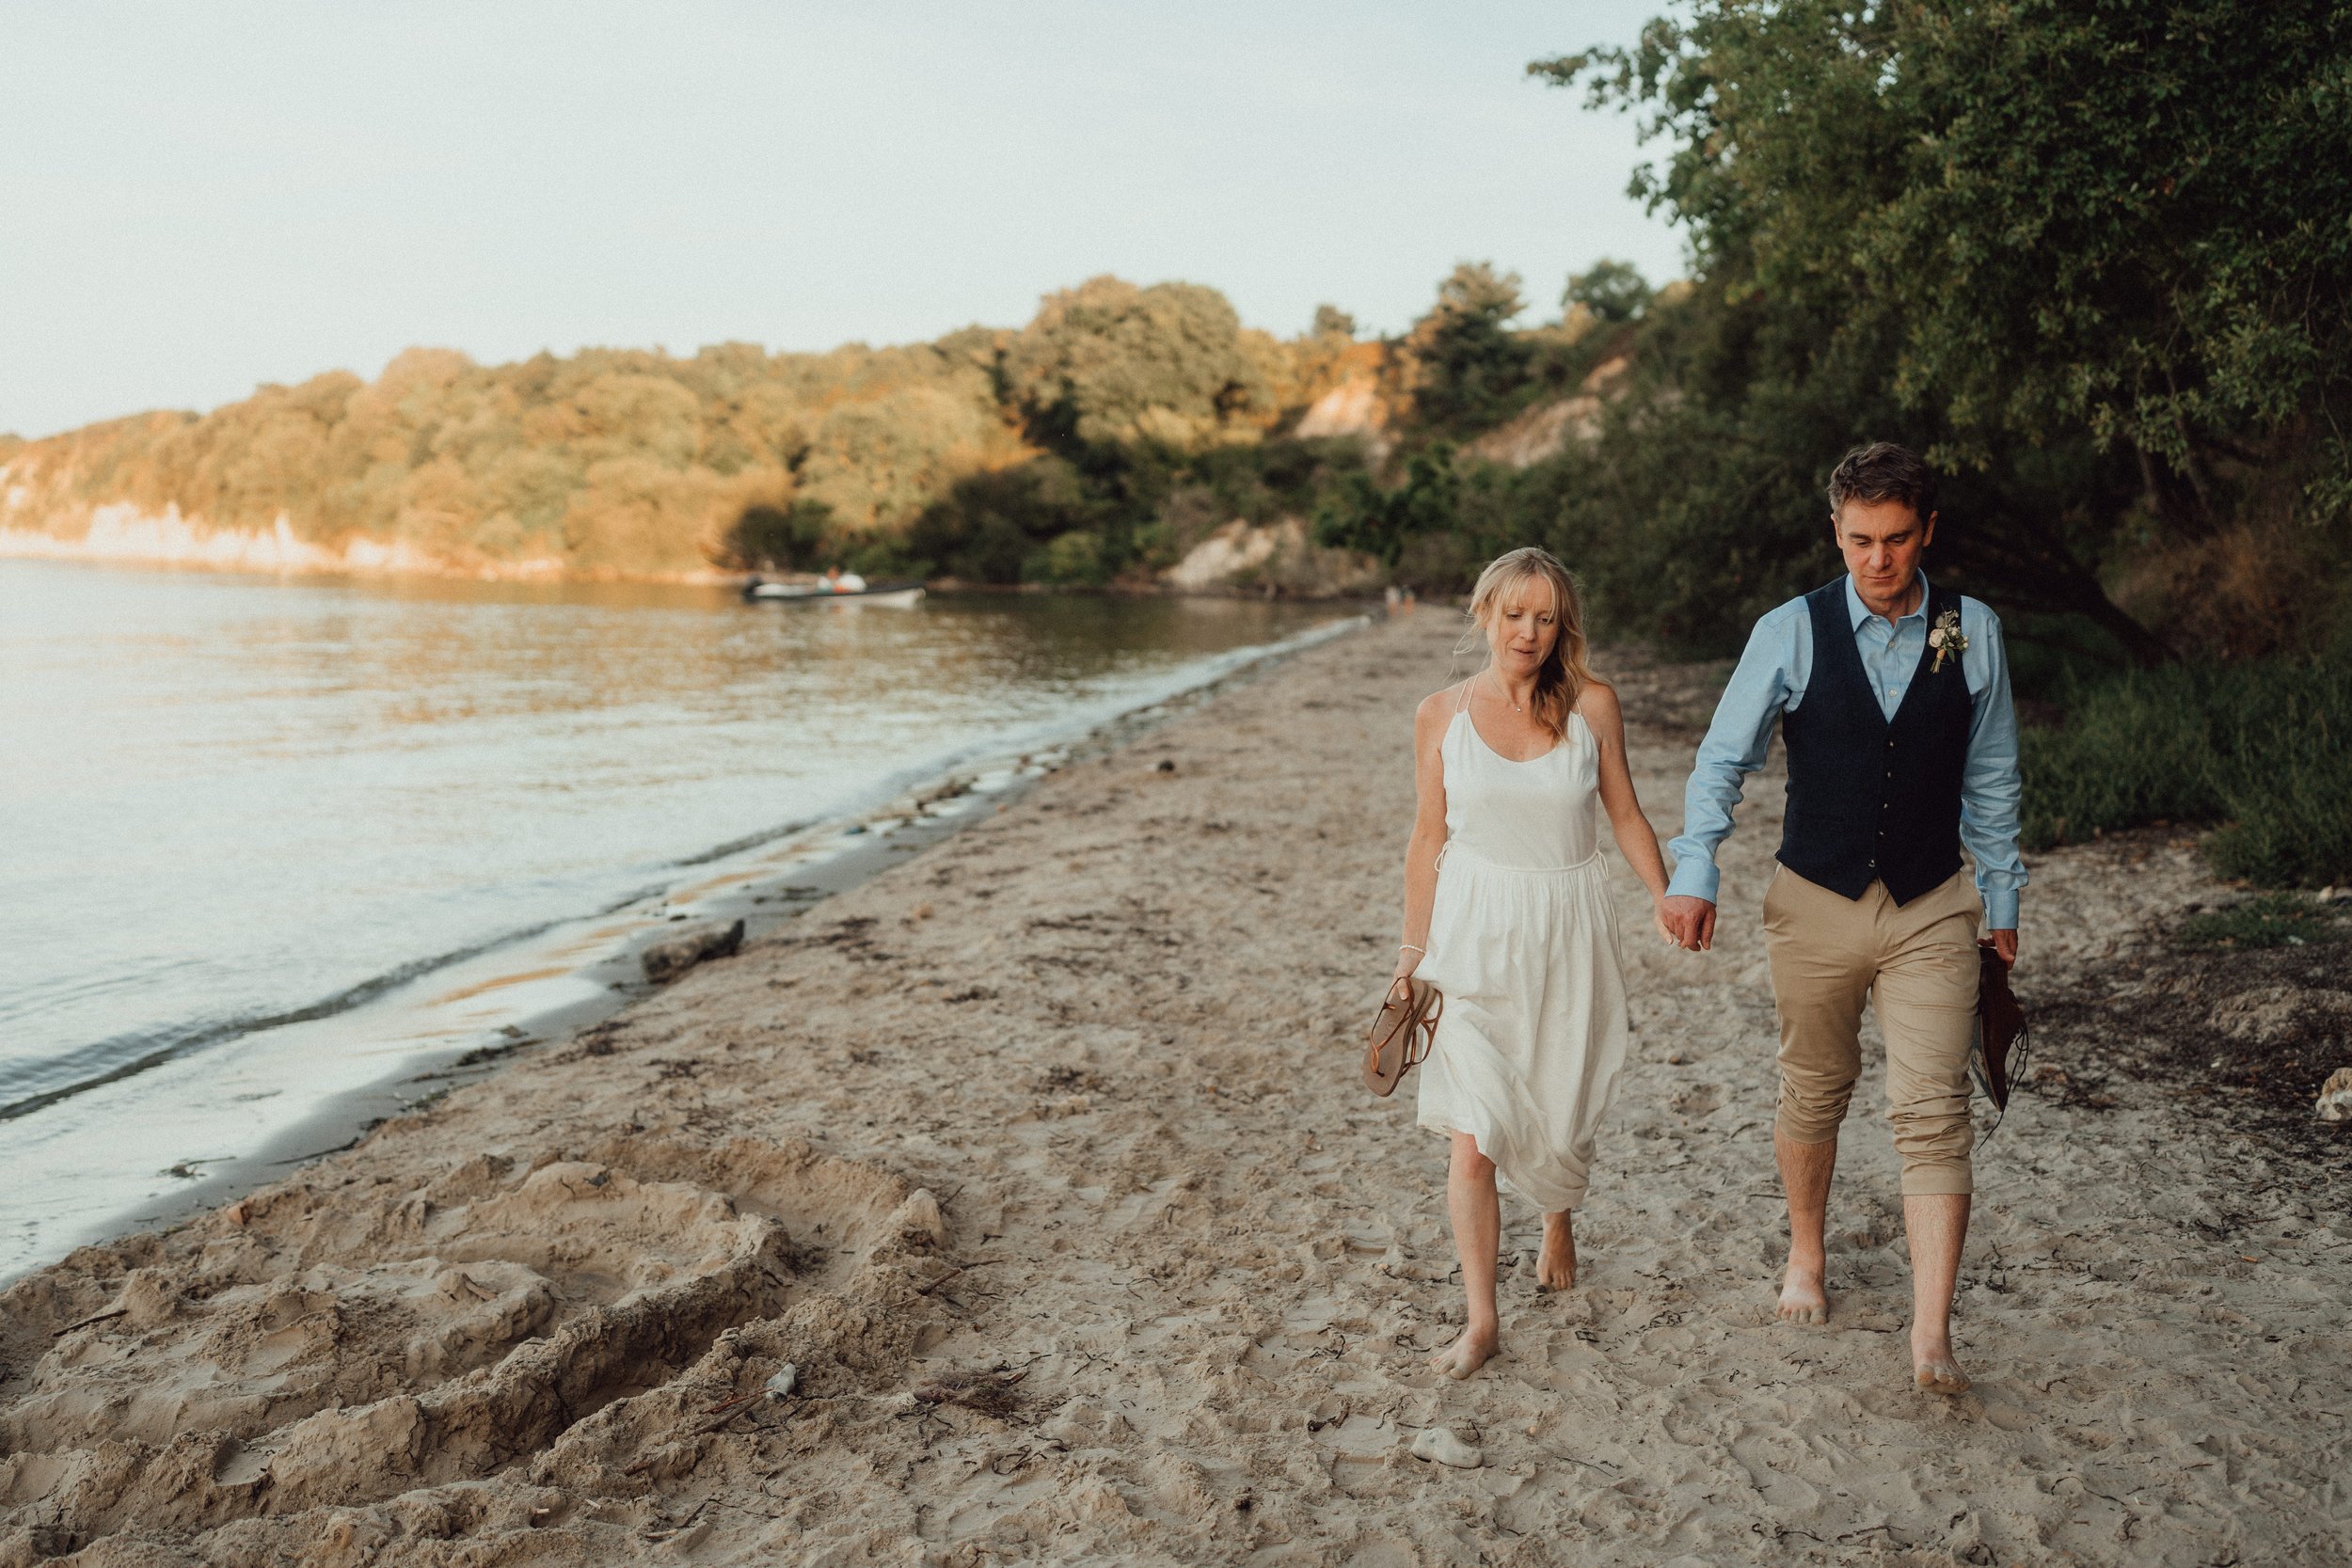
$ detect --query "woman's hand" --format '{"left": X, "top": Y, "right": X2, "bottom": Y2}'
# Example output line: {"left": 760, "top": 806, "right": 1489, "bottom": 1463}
{"left": 1649, "top": 896, "right": 1680, "bottom": 947}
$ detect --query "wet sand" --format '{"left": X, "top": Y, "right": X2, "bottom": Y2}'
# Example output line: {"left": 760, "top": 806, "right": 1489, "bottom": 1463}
{"left": 4, "top": 611, "right": 2345, "bottom": 1566}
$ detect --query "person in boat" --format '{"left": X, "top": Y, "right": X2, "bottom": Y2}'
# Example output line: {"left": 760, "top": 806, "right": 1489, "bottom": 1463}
{"left": 823, "top": 566, "right": 867, "bottom": 594}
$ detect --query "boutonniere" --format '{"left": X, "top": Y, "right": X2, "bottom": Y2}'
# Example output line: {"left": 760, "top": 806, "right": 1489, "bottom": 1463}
{"left": 1928, "top": 608, "right": 1968, "bottom": 674}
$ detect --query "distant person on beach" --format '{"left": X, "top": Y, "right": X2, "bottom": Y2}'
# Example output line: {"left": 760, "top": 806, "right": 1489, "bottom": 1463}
{"left": 1661, "top": 441, "right": 2026, "bottom": 1396}
{"left": 1394, "top": 546, "right": 1680, "bottom": 1379}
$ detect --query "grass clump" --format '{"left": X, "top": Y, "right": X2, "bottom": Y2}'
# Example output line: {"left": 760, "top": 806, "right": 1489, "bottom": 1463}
{"left": 2179, "top": 894, "right": 2351, "bottom": 950}
{"left": 2022, "top": 654, "right": 2352, "bottom": 889}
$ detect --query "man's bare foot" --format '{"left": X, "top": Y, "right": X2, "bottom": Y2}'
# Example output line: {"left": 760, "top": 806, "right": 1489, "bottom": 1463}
{"left": 1913, "top": 1336, "right": 1970, "bottom": 1395}
{"left": 1536, "top": 1212, "right": 1577, "bottom": 1291}
{"left": 1429, "top": 1324, "right": 1499, "bottom": 1380}
{"left": 1776, "top": 1266, "right": 1830, "bottom": 1324}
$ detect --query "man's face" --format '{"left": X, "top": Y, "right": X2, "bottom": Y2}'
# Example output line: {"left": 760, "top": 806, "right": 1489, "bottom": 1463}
{"left": 1834, "top": 497, "right": 1936, "bottom": 608}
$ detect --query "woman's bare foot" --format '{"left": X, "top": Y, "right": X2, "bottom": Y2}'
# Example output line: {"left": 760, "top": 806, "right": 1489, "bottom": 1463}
{"left": 1536, "top": 1212, "right": 1578, "bottom": 1291}
{"left": 1913, "top": 1333, "right": 1970, "bottom": 1395}
{"left": 1776, "top": 1265, "right": 1830, "bottom": 1324}
{"left": 1429, "top": 1323, "right": 1499, "bottom": 1380}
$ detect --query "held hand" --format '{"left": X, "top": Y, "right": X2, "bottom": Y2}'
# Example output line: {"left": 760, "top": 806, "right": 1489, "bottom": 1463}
{"left": 1662, "top": 895, "right": 1717, "bottom": 952}
{"left": 1981, "top": 928, "right": 2018, "bottom": 967}
{"left": 1650, "top": 900, "right": 1678, "bottom": 947}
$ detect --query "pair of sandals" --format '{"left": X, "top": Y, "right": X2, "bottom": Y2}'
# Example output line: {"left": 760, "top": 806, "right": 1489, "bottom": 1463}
{"left": 1362, "top": 976, "right": 1442, "bottom": 1097}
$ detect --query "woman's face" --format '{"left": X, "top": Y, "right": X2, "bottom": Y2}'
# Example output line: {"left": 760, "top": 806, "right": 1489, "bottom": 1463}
{"left": 1484, "top": 575, "right": 1560, "bottom": 676}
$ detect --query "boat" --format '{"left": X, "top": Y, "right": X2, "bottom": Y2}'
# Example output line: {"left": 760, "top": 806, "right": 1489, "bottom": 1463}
{"left": 741, "top": 578, "right": 926, "bottom": 608}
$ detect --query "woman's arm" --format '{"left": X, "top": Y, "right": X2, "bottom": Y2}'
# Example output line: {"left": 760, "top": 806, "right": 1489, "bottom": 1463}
{"left": 1580, "top": 682, "right": 1679, "bottom": 946}
{"left": 1395, "top": 689, "right": 1454, "bottom": 981}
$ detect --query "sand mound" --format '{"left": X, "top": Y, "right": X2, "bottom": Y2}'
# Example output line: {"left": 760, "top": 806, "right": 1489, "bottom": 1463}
{"left": 0, "top": 1135, "right": 945, "bottom": 1563}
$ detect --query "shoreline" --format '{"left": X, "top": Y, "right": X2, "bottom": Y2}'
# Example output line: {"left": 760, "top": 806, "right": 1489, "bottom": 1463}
{"left": 4, "top": 611, "right": 2345, "bottom": 1565}
{"left": 0, "top": 529, "right": 1378, "bottom": 600}
{"left": 0, "top": 613, "right": 1365, "bottom": 1287}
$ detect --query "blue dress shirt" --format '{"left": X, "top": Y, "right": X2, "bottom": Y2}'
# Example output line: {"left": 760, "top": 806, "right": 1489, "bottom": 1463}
{"left": 1665, "top": 574, "right": 2027, "bottom": 927}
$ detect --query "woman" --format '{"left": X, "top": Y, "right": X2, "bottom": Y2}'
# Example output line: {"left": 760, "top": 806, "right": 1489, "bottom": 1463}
{"left": 1395, "top": 547, "right": 1678, "bottom": 1379}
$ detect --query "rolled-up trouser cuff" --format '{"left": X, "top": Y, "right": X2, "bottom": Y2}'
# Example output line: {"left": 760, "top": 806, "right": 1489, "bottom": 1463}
{"left": 1773, "top": 1105, "right": 1846, "bottom": 1146}
{"left": 1899, "top": 1165, "right": 1974, "bottom": 1197}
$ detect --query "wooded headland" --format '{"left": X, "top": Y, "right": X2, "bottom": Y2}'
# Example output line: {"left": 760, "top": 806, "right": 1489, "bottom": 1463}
{"left": 7, "top": 3, "right": 2348, "bottom": 884}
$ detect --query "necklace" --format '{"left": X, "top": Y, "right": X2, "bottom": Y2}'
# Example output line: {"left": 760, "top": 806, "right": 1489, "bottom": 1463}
{"left": 1486, "top": 669, "right": 1526, "bottom": 713}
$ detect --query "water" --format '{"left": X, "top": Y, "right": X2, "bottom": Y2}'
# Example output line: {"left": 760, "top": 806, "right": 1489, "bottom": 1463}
{"left": 0, "top": 561, "right": 1348, "bottom": 1275}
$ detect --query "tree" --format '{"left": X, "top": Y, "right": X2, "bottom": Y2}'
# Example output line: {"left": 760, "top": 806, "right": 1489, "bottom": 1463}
{"left": 1529, "top": 2, "right": 2352, "bottom": 662}
{"left": 1314, "top": 444, "right": 1463, "bottom": 568}
{"left": 1311, "top": 305, "right": 1358, "bottom": 340}
{"left": 1406, "top": 262, "right": 1533, "bottom": 435}
{"left": 1003, "top": 276, "right": 1270, "bottom": 451}
{"left": 1564, "top": 259, "right": 1652, "bottom": 325}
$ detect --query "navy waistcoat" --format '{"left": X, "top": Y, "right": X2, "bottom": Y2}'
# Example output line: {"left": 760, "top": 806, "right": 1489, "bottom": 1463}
{"left": 1776, "top": 578, "right": 1974, "bottom": 905}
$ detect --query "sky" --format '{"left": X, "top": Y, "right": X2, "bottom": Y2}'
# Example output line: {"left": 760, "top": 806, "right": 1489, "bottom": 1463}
{"left": 0, "top": 1, "right": 1687, "bottom": 439}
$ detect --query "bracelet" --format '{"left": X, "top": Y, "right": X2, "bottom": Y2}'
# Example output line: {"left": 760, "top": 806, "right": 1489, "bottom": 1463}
{"left": 1398, "top": 942, "right": 1425, "bottom": 956}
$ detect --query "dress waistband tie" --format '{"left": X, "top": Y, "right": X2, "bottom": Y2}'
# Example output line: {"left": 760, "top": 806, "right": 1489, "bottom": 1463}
{"left": 1437, "top": 841, "right": 1607, "bottom": 876}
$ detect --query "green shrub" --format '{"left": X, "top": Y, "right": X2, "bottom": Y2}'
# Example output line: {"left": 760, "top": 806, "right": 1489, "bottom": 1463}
{"left": 2022, "top": 655, "right": 2352, "bottom": 888}
{"left": 2179, "top": 893, "right": 2349, "bottom": 950}
{"left": 1025, "top": 529, "right": 1107, "bottom": 587}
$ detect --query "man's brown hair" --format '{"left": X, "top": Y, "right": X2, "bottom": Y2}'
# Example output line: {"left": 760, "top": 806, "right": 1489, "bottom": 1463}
{"left": 1827, "top": 442, "right": 1937, "bottom": 524}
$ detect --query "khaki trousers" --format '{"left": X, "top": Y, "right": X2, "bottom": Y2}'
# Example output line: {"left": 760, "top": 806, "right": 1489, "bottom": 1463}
{"left": 1762, "top": 865, "right": 1980, "bottom": 1196}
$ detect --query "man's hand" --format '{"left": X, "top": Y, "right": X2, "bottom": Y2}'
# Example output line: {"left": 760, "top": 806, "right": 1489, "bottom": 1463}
{"left": 1982, "top": 928, "right": 2017, "bottom": 967}
{"left": 1662, "top": 895, "right": 1717, "bottom": 952}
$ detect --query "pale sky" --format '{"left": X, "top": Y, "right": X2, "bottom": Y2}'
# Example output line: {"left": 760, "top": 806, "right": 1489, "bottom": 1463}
{"left": 0, "top": 1, "right": 1686, "bottom": 438}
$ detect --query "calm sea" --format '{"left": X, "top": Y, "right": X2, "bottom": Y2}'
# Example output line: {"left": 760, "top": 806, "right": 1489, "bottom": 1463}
{"left": 0, "top": 561, "right": 1347, "bottom": 1275}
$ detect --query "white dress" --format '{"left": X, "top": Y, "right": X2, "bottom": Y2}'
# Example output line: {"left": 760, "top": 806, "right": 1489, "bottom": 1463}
{"left": 1414, "top": 689, "right": 1630, "bottom": 1212}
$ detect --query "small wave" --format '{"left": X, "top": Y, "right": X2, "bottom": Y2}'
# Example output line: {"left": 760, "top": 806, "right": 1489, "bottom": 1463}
{"left": 671, "top": 817, "right": 818, "bottom": 867}
{"left": 0, "top": 918, "right": 571, "bottom": 1122}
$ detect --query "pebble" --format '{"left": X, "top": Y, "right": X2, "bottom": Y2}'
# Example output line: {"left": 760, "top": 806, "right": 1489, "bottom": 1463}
{"left": 2315, "top": 1067, "right": 2352, "bottom": 1123}
{"left": 1408, "top": 1427, "right": 1483, "bottom": 1468}
{"left": 765, "top": 1363, "right": 799, "bottom": 1400}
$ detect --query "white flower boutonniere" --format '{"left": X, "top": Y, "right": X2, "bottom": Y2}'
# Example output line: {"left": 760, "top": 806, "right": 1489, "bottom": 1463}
{"left": 1928, "top": 608, "right": 1968, "bottom": 674}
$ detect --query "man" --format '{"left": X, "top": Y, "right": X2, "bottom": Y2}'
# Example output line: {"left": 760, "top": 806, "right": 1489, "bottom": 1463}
{"left": 1661, "top": 442, "right": 2025, "bottom": 1395}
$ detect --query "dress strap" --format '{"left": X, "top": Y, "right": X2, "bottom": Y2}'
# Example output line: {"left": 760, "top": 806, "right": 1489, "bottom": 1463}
{"left": 1455, "top": 674, "right": 1476, "bottom": 715}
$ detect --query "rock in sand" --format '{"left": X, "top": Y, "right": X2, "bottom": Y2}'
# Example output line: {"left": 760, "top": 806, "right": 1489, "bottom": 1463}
{"left": 1409, "top": 1427, "right": 1483, "bottom": 1468}
{"left": 641, "top": 919, "right": 745, "bottom": 983}
{"left": 2316, "top": 1066, "right": 2352, "bottom": 1122}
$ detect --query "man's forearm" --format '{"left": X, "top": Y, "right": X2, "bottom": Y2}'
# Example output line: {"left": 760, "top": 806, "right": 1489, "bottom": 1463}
{"left": 1670, "top": 610, "right": 1793, "bottom": 903}
{"left": 1665, "top": 752, "right": 1751, "bottom": 902}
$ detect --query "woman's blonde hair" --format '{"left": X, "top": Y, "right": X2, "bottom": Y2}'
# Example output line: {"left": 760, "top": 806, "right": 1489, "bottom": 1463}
{"left": 1463, "top": 547, "right": 1593, "bottom": 742}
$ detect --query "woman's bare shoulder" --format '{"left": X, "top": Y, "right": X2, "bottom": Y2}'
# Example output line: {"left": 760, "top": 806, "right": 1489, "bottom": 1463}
{"left": 1416, "top": 681, "right": 1471, "bottom": 724}
{"left": 1574, "top": 677, "right": 1624, "bottom": 728}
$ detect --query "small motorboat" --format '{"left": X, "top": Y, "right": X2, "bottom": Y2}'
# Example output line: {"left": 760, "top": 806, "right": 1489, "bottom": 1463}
{"left": 741, "top": 578, "right": 926, "bottom": 608}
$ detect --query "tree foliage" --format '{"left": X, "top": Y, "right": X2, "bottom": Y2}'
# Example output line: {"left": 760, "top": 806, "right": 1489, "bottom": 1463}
{"left": 1404, "top": 262, "right": 1534, "bottom": 435}
{"left": 1311, "top": 305, "right": 1358, "bottom": 340}
{"left": 726, "top": 499, "right": 837, "bottom": 572}
{"left": 1002, "top": 276, "right": 1273, "bottom": 451}
{"left": 1, "top": 277, "right": 1365, "bottom": 582}
{"left": 1313, "top": 445, "right": 1464, "bottom": 569}
{"left": 1524, "top": 0, "right": 2352, "bottom": 661}
{"left": 1564, "top": 260, "right": 1652, "bottom": 325}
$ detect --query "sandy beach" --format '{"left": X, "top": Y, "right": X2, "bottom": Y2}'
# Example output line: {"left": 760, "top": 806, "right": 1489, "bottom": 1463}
{"left": 4, "top": 610, "right": 2345, "bottom": 1567}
